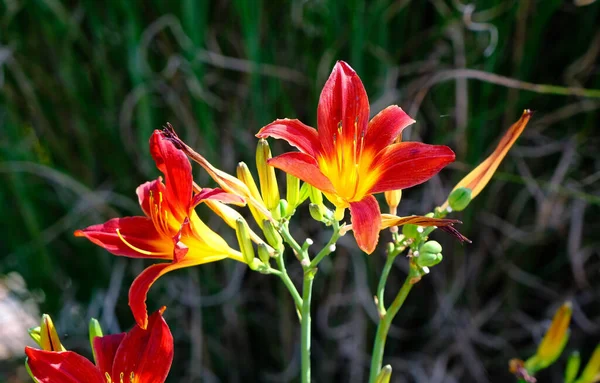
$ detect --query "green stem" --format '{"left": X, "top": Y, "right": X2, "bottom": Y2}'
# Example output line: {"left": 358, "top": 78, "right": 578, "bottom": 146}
{"left": 308, "top": 220, "right": 340, "bottom": 269}
{"left": 279, "top": 222, "right": 306, "bottom": 262}
{"left": 376, "top": 248, "right": 397, "bottom": 317}
{"left": 275, "top": 252, "right": 303, "bottom": 311}
{"left": 301, "top": 269, "right": 314, "bottom": 383}
{"left": 368, "top": 270, "right": 417, "bottom": 383}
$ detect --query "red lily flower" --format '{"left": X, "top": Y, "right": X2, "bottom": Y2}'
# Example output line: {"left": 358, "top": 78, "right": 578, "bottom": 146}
{"left": 76, "top": 131, "right": 245, "bottom": 328}
{"left": 25, "top": 309, "right": 173, "bottom": 383}
{"left": 257, "top": 61, "right": 455, "bottom": 253}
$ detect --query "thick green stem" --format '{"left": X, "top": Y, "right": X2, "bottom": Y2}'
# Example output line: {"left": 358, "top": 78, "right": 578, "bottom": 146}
{"left": 301, "top": 269, "right": 314, "bottom": 383}
{"left": 308, "top": 220, "right": 340, "bottom": 269}
{"left": 368, "top": 272, "right": 416, "bottom": 383}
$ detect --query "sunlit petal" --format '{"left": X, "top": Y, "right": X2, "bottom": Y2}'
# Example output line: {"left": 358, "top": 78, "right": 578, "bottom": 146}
{"left": 368, "top": 142, "right": 455, "bottom": 194}
{"left": 93, "top": 333, "right": 125, "bottom": 377}
{"left": 25, "top": 348, "right": 104, "bottom": 383}
{"left": 74, "top": 217, "right": 171, "bottom": 259}
{"left": 112, "top": 310, "right": 174, "bottom": 383}
{"left": 257, "top": 119, "right": 321, "bottom": 157}
{"left": 268, "top": 152, "right": 336, "bottom": 194}
{"left": 363, "top": 105, "right": 415, "bottom": 155}
{"left": 317, "top": 61, "right": 370, "bottom": 160}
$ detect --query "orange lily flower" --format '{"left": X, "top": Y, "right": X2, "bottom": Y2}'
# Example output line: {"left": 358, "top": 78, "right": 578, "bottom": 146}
{"left": 26, "top": 309, "right": 173, "bottom": 383}
{"left": 256, "top": 61, "right": 455, "bottom": 253}
{"left": 441, "top": 110, "right": 532, "bottom": 210}
{"left": 76, "top": 131, "right": 244, "bottom": 328}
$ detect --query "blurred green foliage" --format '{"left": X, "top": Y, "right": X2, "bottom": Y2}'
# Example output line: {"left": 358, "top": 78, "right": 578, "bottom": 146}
{"left": 1, "top": 1, "right": 599, "bottom": 382}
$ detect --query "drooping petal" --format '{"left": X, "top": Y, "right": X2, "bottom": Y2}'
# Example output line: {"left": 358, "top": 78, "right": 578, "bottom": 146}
{"left": 442, "top": 110, "right": 532, "bottom": 209}
{"left": 363, "top": 106, "right": 415, "bottom": 155}
{"left": 256, "top": 119, "right": 321, "bottom": 157}
{"left": 112, "top": 310, "right": 173, "bottom": 383}
{"left": 379, "top": 214, "right": 461, "bottom": 230}
{"left": 129, "top": 256, "right": 226, "bottom": 329}
{"left": 267, "top": 152, "right": 336, "bottom": 194}
{"left": 317, "top": 61, "right": 370, "bottom": 159}
{"left": 149, "top": 131, "right": 193, "bottom": 220}
{"left": 349, "top": 195, "right": 381, "bottom": 254}
{"left": 74, "top": 217, "right": 172, "bottom": 260}
{"left": 25, "top": 348, "right": 104, "bottom": 383}
{"left": 160, "top": 126, "right": 273, "bottom": 221}
{"left": 93, "top": 333, "right": 126, "bottom": 377}
{"left": 191, "top": 187, "right": 245, "bottom": 208}
{"left": 368, "top": 142, "right": 455, "bottom": 194}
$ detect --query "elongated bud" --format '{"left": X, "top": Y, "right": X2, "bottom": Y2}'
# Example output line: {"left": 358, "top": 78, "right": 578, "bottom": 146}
{"left": 526, "top": 302, "right": 572, "bottom": 373}
{"left": 286, "top": 174, "right": 300, "bottom": 210}
{"left": 278, "top": 199, "right": 288, "bottom": 219}
{"left": 375, "top": 365, "right": 393, "bottom": 383}
{"left": 415, "top": 241, "right": 443, "bottom": 268}
{"left": 89, "top": 318, "right": 103, "bottom": 363}
{"left": 299, "top": 182, "right": 311, "bottom": 204}
{"left": 235, "top": 218, "right": 256, "bottom": 266}
{"left": 309, "top": 203, "right": 324, "bottom": 222}
{"left": 307, "top": 184, "right": 323, "bottom": 206}
{"left": 262, "top": 220, "right": 283, "bottom": 249}
{"left": 384, "top": 190, "right": 402, "bottom": 215}
{"left": 237, "top": 162, "right": 267, "bottom": 227}
{"left": 564, "top": 351, "right": 580, "bottom": 383}
{"left": 36, "top": 314, "right": 65, "bottom": 351}
{"left": 256, "top": 139, "right": 280, "bottom": 211}
{"left": 578, "top": 344, "right": 600, "bottom": 383}
{"left": 448, "top": 187, "right": 472, "bottom": 212}
{"left": 257, "top": 242, "right": 272, "bottom": 264}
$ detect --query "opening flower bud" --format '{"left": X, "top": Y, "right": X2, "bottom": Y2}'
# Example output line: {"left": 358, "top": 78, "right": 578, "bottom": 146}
{"left": 237, "top": 161, "right": 267, "bottom": 227}
{"left": 448, "top": 187, "right": 472, "bottom": 212}
{"left": 526, "top": 302, "right": 572, "bottom": 373}
{"left": 38, "top": 314, "right": 65, "bottom": 351}
{"left": 256, "top": 139, "right": 280, "bottom": 211}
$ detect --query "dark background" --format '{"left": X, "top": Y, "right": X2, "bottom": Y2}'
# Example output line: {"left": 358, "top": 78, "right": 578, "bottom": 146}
{"left": 1, "top": 1, "right": 599, "bottom": 382}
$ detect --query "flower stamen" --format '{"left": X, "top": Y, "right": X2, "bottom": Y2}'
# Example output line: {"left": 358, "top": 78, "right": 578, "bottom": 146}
{"left": 115, "top": 228, "right": 169, "bottom": 256}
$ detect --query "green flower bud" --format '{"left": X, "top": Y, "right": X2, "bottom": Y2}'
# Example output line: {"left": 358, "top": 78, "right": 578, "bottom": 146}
{"left": 89, "top": 318, "right": 103, "bottom": 363}
{"left": 235, "top": 218, "right": 256, "bottom": 265}
{"left": 309, "top": 203, "right": 324, "bottom": 222}
{"left": 415, "top": 252, "right": 443, "bottom": 267}
{"left": 375, "top": 365, "right": 392, "bottom": 383}
{"left": 578, "top": 344, "right": 600, "bottom": 383}
{"left": 286, "top": 174, "right": 300, "bottom": 209}
{"left": 278, "top": 199, "right": 289, "bottom": 218}
{"left": 257, "top": 242, "right": 272, "bottom": 264}
{"left": 402, "top": 224, "right": 419, "bottom": 239}
{"left": 420, "top": 240, "right": 442, "bottom": 255}
{"left": 262, "top": 220, "right": 283, "bottom": 249}
{"left": 565, "top": 351, "right": 580, "bottom": 383}
{"left": 307, "top": 184, "right": 323, "bottom": 206}
{"left": 448, "top": 187, "right": 472, "bottom": 212}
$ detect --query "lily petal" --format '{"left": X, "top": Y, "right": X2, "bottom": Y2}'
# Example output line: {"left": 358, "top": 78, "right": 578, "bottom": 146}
{"left": 268, "top": 152, "right": 336, "bottom": 194}
{"left": 25, "top": 348, "right": 104, "bottom": 383}
{"left": 149, "top": 131, "right": 193, "bottom": 220}
{"left": 129, "top": 257, "right": 222, "bottom": 329}
{"left": 257, "top": 119, "right": 321, "bottom": 157}
{"left": 317, "top": 61, "right": 370, "bottom": 159}
{"left": 349, "top": 195, "right": 381, "bottom": 254}
{"left": 74, "top": 217, "right": 171, "bottom": 259}
{"left": 368, "top": 142, "right": 455, "bottom": 194}
{"left": 191, "top": 187, "right": 245, "bottom": 208}
{"left": 442, "top": 110, "right": 532, "bottom": 209}
{"left": 93, "top": 333, "right": 126, "bottom": 377}
{"left": 137, "top": 179, "right": 162, "bottom": 217}
{"left": 380, "top": 214, "right": 461, "bottom": 230}
{"left": 112, "top": 310, "right": 173, "bottom": 383}
{"left": 363, "top": 105, "right": 415, "bottom": 155}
